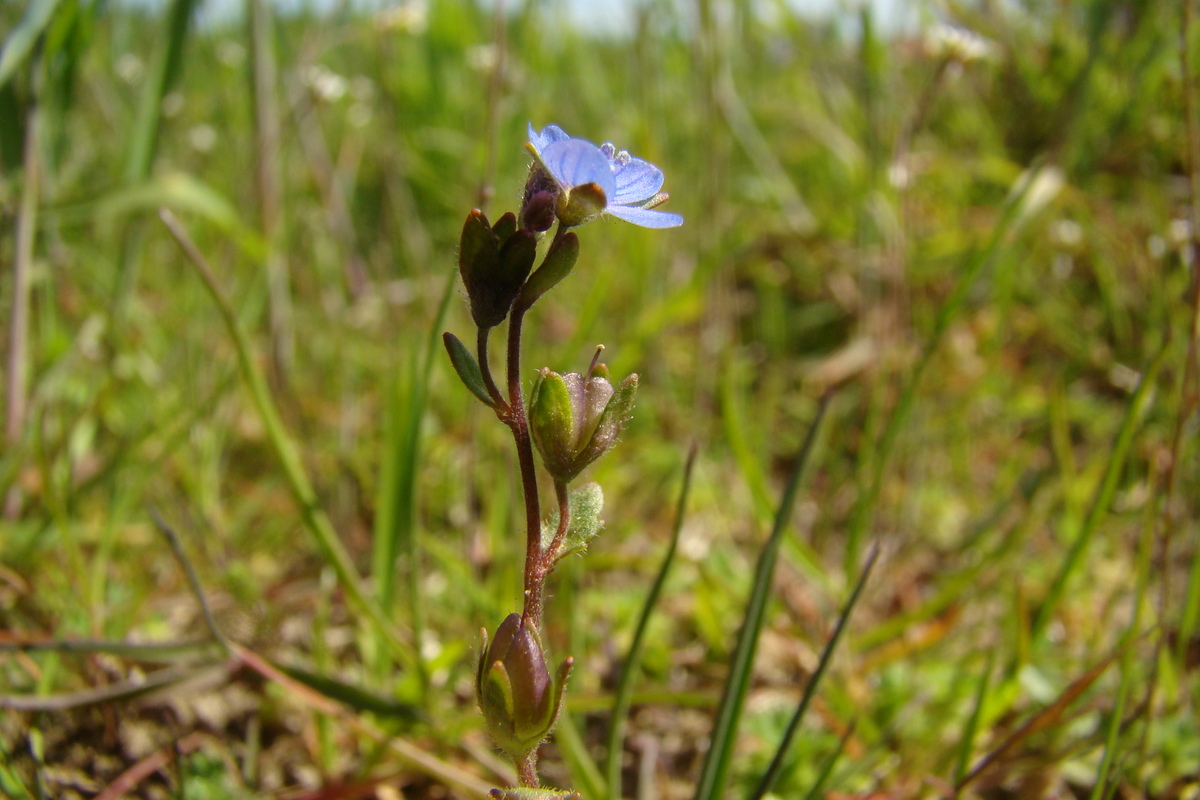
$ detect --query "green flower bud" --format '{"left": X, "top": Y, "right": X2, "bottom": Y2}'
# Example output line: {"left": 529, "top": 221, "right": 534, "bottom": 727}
{"left": 476, "top": 614, "right": 573, "bottom": 759}
{"left": 458, "top": 210, "right": 536, "bottom": 329}
{"left": 529, "top": 367, "right": 638, "bottom": 483}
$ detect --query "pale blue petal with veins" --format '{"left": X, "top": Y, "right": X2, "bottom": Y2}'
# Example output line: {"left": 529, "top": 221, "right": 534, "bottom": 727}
{"left": 527, "top": 123, "right": 683, "bottom": 229}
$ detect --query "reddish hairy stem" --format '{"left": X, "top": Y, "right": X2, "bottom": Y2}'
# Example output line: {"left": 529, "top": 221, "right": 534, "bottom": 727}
{"left": 517, "top": 752, "right": 539, "bottom": 788}
{"left": 504, "top": 304, "right": 545, "bottom": 627}
{"left": 477, "top": 325, "right": 507, "bottom": 409}
{"left": 543, "top": 481, "right": 572, "bottom": 571}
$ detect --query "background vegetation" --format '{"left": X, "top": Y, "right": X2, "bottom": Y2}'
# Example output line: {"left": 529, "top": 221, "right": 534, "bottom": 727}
{"left": 1, "top": 0, "right": 1197, "bottom": 798}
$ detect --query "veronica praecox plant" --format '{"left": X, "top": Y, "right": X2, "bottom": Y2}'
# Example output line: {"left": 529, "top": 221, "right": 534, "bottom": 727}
{"left": 443, "top": 123, "right": 680, "bottom": 797}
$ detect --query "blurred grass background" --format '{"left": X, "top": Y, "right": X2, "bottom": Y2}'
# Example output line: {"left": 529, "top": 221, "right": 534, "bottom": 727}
{"left": 0, "top": 0, "right": 1198, "bottom": 798}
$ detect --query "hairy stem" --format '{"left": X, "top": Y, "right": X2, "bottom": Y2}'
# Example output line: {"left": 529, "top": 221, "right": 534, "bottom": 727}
{"left": 517, "top": 751, "right": 539, "bottom": 788}
{"left": 543, "top": 480, "right": 572, "bottom": 570}
{"left": 505, "top": 304, "right": 545, "bottom": 627}
{"left": 477, "top": 325, "right": 507, "bottom": 408}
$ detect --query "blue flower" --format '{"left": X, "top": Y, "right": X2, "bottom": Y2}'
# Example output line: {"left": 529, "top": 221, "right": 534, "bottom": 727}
{"left": 526, "top": 123, "right": 683, "bottom": 229}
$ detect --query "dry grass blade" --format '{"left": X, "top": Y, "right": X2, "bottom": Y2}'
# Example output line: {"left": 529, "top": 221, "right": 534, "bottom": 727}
{"left": 232, "top": 644, "right": 493, "bottom": 797}
{"left": 956, "top": 636, "right": 1142, "bottom": 792}
{"left": 0, "top": 662, "right": 237, "bottom": 712}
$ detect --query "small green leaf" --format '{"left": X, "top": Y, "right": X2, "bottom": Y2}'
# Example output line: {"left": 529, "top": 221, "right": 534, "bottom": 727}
{"left": 516, "top": 231, "right": 579, "bottom": 311}
{"left": 443, "top": 332, "right": 495, "bottom": 406}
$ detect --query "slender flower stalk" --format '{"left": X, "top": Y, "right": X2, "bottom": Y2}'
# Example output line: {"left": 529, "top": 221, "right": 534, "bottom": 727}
{"left": 444, "top": 122, "right": 680, "bottom": 792}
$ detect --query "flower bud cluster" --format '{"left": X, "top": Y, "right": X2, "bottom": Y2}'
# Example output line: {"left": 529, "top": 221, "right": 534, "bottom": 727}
{"left": 458, "top": 210, "right": 538, "bottom": 329}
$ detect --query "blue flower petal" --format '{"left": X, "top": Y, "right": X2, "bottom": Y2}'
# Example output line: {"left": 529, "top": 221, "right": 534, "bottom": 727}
{"left": 528, "top": 123, "right": 571, "bottom": 155}
{"left": 611, "top": 157, "right": 665, "bottom": 205}
{"left": 607, "top": 204, "right": 684, "bottom": 229}
{"left": 541, "top": 139, "right": 617, "bottom": 199}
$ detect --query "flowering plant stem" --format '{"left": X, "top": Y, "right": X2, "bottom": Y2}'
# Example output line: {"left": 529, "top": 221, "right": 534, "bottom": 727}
{"left": 482, "top": 227, "right": 584, "bottom": 788}
{"left": 457, "top": 127, "right": 678, "bottom": 795}
{"left": 474, "top": 226, "right": 577, "bottom": 636}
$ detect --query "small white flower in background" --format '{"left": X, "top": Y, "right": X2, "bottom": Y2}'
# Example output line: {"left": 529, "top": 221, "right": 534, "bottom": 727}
{"left": 1168, "top": 218, "right": 1192, "bottom": 247}
{"left": 188, "top": 124, "right": 217, "bottom": 153}
{"left": 303, "top": 64, "right": 347, "bottom": 102}
{"left": 1049, "top": 219, "right": 1083, "bottom": 249}
{"left": 216, "top": 40, "right": 246, "bottom": 67}
{"left": 376, "top": 0, "right": 428, "bottom": 34}
{"left": 467, "top": 44, "right": 500, "bottom": 73}
{"left": 927, "top": 23, "right": 997, "bottom": 64}
{"left": 526, "top": 123, "right": 683, "bottom": 229}
{"left": 161, "top": 91, "right": 184, "bottom": 118}
{"left": 116, "top": 53, "right": 143, "bottom": 84}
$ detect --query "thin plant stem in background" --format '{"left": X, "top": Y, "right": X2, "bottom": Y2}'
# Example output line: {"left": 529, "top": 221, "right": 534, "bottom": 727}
{"left": 4, "top": 42, "right": 40, "bottom": 519}
{"left": 476, "top": 0, "right": 506, "bottom": 213}
{"left": 249, "top": 0, "right": 294, "bottom": 381}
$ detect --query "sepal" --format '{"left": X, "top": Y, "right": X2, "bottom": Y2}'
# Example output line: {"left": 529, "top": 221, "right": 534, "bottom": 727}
{"left": 458, "top": 210, "right": 535, "bottom": 328}
{"left": 515, "top": 231, "right": 579, "bottom": 312}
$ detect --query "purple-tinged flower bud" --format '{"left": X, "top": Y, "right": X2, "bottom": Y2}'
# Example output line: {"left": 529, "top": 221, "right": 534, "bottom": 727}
{"left": 529, "top": 365, "right": 638, "bottom": 483}
{"left": 520, "top": 190, "right": 558, "bottom": 233}
{"left": 476, "top": 614, "right": 573, "bottom": 759}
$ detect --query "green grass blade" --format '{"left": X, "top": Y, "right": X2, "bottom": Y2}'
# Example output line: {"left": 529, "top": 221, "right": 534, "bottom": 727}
{"left": 555, "top": 710, "right": 607, "bottom": 800}
{"left": 719, "top": 362, "right": 825, "bottom": 583}
{"left": 1178, "top": 543, "right": 1200, "bottom": 667}
{"left": 797, "top": 721, "right": 856, "bottom": 800}
{"left": 370, "top": 265, "right": 456, "bottom": 687}
{"left": 0, "top": 740, "right": 36, "bottom": 800}
{"left": 952, "top": 650, "right": 995, "bottom": 792}
{"left": 692, "top": 391, "right": 833, "bottom": 800}
{"left": 605, "top": 444, "right": 698, "bottom": 800}
{"left": 159, "top": 209, "right": 411, "bottom": 659}
{"left": 1089, "top": 482, "right": 1154, "bottom": 800}
{"left": 275, "top": 663, "right": 422, "bottom": 722}
{"left": 844, "top": 165, "right": 1059, "bottom": 579}
{"left": 749, "top": 543, "right": 878, "bottom": 800}
{"left": 0, "top": 0, "right": 63, "bottom": 91}
{"left": 1031, "top": 342, "right": 1167, "bottom": 640}
{"left": 111, "top": 0, "right": 199, "bottom": 313}
{"left": 122, "top": 0, "right": 196, "bottom": 184}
